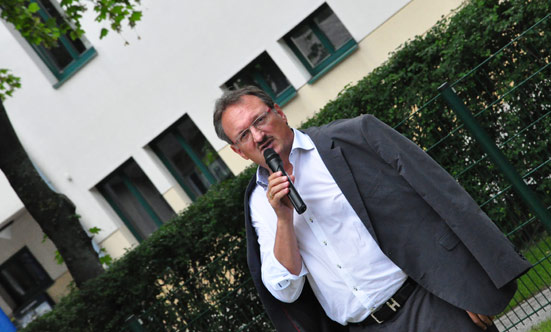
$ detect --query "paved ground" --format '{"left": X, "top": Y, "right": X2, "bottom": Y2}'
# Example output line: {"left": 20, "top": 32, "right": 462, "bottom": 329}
{"left": 496, "top": 288, "right": 551, "bottom": 332}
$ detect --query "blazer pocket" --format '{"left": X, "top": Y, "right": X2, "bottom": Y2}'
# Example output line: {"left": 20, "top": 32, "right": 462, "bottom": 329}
{"left": 438, "top": 229, "right": 460, "bottom": 251}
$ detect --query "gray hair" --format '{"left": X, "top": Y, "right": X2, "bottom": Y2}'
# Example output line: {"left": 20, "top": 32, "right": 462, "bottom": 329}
{"left": 213, "top": 86, "right": 275, "bottom": 144}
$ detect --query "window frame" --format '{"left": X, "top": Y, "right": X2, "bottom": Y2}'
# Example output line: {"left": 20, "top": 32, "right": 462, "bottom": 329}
{"left": 28, "top": 0, "right": 97, "bottom": 88}
{"left": 150, "top": 115, "right": 232, "bottom": 201}
{"left": 98, "top": 159, "right": 175, "bottom": 242}
{"left": 225, "top": 52, "right": 296, "bottom": 106}
{"left": 0, "top": 247, "right": 53, "bottom": 310}
{"left": 283, "top": 4, "right": 357, "bottom": 83}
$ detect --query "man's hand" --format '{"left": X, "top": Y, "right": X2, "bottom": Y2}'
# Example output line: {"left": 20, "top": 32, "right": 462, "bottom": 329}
{"left": 267, "top": 171, "right": 294, "bottom": 221}
{"left": 466, "top": 311, "right": 494, "bottom": 330}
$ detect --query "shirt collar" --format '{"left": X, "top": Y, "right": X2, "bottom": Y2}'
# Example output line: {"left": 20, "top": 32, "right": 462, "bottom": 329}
{"left": 256, "top": 128, "right": 314, "bottom": 188}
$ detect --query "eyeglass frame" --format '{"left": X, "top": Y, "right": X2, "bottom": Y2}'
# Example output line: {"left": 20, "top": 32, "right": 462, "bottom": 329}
{"left": 232, "top": 107, "right": 274, "bottom": 146}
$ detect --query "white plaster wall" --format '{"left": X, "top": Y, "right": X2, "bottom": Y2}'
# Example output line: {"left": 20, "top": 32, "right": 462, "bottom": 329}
{"left": 0, "top": 172, "right": 24, "bottom": 228}
{"left": 0, "top": 0, "right": 412, "bottom": 243}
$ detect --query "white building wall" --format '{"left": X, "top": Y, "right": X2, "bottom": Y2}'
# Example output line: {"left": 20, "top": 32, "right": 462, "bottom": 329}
{"left": 0, "top": 0, "right": 464, "bottom": 304}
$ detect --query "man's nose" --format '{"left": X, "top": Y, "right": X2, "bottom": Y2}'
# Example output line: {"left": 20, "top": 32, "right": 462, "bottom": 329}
{"left": 250, "top": 126, "right": 265, "bottom": 142}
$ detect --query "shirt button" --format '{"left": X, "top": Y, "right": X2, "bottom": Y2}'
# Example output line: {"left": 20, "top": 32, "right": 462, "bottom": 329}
{"left": 323, "top": 241, "right": 327, "bottom": 246}
{"left": 337, "top": 264, "right": 342, "bottom": 269}
{"left": 353, "top": 287, "right": 359, "bottom": 291}
{"left": 309, "top": 218, "right": 313, "bottom": 223}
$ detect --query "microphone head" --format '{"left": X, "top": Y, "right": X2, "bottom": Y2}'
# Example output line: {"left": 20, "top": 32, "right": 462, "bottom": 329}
{"left": 263, "top": 148, "right": 278, "bottom": 161}
{"left": 263, "top": 148, "right": 282, "bottom": 172}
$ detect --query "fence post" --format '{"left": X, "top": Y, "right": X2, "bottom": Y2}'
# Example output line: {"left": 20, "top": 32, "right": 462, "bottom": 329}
{"left": 438, "top": 82, "right": 551, "bottom": 233}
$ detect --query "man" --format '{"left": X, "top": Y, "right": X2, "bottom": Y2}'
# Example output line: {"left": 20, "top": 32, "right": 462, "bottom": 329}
{"left": 213, "top": 86, "right": 531, "bottom": 331}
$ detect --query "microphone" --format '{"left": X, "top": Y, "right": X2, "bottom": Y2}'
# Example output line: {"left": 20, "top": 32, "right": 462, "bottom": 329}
{"left": 263, "top": 148, "right": 307, "bottom": 214}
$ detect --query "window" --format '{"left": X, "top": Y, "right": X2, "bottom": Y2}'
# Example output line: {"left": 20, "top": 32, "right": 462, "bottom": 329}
{"left": 0, "top": 248, "right": 53, "bottom": 310}
{"left": 224, "top": 52, "right": 296, "bottom": 106}
{"left": 28, "top": 0, "right": 97, "bottom": 87}
{"left": 284, "top": 4, "right": 357, "bottom": 82}
{"left": 98, "top": 160, "right": 176, "bottom": 242}
{"left": 150, "top": 115, "right": 232, "bottom": 201}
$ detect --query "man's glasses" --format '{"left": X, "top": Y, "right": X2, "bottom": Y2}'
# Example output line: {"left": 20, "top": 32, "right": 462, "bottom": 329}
{"left": 234, "top": 108, "right": 273, "bottom": 145}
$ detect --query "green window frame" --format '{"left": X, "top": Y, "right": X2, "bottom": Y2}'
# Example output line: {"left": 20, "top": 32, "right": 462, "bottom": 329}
{"left": 98, "top": 159, "right": 176, "bottom": 242}
{"left": 150, "top": 115, "right": 232, "bottom": 201}
{"left": 28, "top": 0, "right": 97, "bottom": 88}
{"left": 0, "top": 247, "right": 53, "bottom": 310}
{"left": 284, "top": 3, "right": 357, "bottom": 83}
{"left": 224, "top": 52, "right": 296, "bottom": 106}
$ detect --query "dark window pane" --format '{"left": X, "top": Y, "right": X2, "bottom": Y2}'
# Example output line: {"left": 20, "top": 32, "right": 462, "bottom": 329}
{"left": 99, "top": 160, "right": 175, "bottom": 240}
{"left": 152, "top": 115, "right": 232, "bottom": 200}
{"left": 124, "top": 162, "right": 176, "bottom": 223}
{"left": 225, "top": 52, "right": 293, "bottom": 101}
{"left": 174, "top": 117, "right": 232, "bottom": 183}
{"left": 155, "top": 132, "right": 210, "bottom": 197}
{"left": 314, "top": 6, "right": 353, "bottom": 50}
{"left": 101, "top": 175, "right": 158, "bottom": 239}
{"left": 36, "top": 0, "right": 86, "bottom": 51}
{"left": 0, "top": 248, "right": 52, "bottom": 308}
{"left": 29, "top": 0, "right": 89, "bottom": 79}
{"left": 255, "top": 53, "right": 291, "bottom": 96}
{"left": 39, "top": 44, "right": 74, "bottom": 71}
{"left": 226, "top": 72, "right": 256, "bottom": 90}
{"left": 289, "top": 24, "right": 330, "bottom": 67}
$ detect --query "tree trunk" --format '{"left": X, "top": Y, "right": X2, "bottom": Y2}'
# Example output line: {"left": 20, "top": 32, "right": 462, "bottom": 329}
{"left": 0, "top": 99, "right": 104, "bottom": 287}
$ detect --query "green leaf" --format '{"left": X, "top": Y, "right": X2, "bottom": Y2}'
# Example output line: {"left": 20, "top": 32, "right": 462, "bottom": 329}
{"left": 54, "top": 250, "right": 64, "bottom": 264}
{"left": 130, "top": 11, "right": 142, "bottom": 23}
{"left": 100, "top": 28, "right": 109, "bottom": 39}
{"left": 89, "top": 226, "right": 102, "bottom": 234}
{"left": 28, "top": 2, "right": 41, "bottom": 14}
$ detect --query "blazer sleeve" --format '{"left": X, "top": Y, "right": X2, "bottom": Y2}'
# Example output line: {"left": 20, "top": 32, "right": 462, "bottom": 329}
{"left": 359, "top": 114, "right": 530, "bottom": 289}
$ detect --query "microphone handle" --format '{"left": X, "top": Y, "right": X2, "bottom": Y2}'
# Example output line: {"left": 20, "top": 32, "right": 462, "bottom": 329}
{"left": 277, "top": 166, "right": 307, "bottom": 214}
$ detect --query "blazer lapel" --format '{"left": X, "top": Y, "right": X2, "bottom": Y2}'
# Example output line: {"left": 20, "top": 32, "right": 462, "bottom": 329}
{"left": 306, "top": 128, "right": 379, "bottom": 243}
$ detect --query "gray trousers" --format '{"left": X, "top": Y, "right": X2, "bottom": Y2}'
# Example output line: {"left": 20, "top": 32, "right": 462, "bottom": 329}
{"left": 348, "top": 284, "right": 500, "bottom": 332}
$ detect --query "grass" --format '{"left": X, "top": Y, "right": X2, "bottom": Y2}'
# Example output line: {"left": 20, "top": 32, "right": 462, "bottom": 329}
{"left": 506, "top": 235, "right": 551, "bottom": 308}
{"left": 528, "top": 319, "right": 551, "bottom": 332}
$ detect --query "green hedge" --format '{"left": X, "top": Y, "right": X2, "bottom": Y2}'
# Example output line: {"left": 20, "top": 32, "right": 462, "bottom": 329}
{"left": 23, "top": 0, "right": 551, "bottom": 331}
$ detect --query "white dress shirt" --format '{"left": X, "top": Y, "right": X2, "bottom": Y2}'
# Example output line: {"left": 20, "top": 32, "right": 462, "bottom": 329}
{"left": 249, "top": 129, "right": 407, "bottom": 325}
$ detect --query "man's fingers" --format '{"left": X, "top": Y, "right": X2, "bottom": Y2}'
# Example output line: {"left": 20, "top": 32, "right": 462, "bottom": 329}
{"left": 478, "top": 314, "right": 493, "bottom": 326}
{"left": 466, "top": 311, "right": 493, "bottom": 330}
{"left": 467, "top": 311, "right": 486, "bottom": 330}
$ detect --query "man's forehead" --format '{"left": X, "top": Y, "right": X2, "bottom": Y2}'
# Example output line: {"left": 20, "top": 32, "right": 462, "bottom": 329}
{"left": 226, "top": 96, "right": 266, "bottom": 119}
{"left": 222, "top": 96, "right": 265, "bottom": 134}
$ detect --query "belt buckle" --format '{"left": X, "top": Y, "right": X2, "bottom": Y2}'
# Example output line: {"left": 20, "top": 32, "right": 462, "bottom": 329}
{"left": 386, "top": 297, "right": 401, "bottom": 312}
{"left": 369, "top": 296, "right": 401, "bottom": 325}
{"left": 369, "top": 311, "right": 384, "bottom": 324}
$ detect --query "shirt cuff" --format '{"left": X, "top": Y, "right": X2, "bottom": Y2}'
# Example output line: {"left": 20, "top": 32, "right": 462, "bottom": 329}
{"left": 263, "top": 253, "right": 308, "bottom": 291}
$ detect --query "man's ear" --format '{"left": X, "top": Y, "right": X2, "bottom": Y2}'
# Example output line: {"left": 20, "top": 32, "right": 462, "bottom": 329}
{"left": 230, "top": 144, "right": 250, "bottom": 160}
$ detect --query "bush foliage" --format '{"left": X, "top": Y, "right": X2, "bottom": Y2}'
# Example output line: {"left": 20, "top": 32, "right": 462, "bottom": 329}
{"left": 23, "top": 0, "right": 551, "bottom": 331}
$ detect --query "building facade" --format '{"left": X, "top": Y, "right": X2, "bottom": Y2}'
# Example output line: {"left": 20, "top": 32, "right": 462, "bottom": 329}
{"left": 0, "top": 0, "right": 462, "bottom": 326}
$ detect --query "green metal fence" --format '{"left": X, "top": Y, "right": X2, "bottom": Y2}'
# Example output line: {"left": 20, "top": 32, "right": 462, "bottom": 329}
{"left": 128, "top": 11, "right": 550, "bottom": 332}
{"left": 391, "top": 12, "right": 551, "bottom": 331}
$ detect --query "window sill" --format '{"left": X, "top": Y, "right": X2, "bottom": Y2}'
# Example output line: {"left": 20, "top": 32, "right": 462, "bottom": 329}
{"left": 307, "top": 44, "right": 358, "bottom": 85}
{"left": 53, "top": 47, "right": 97, "bottom": 89}
{"left": 275, "top": 86, "right": 297, "bottom": 106}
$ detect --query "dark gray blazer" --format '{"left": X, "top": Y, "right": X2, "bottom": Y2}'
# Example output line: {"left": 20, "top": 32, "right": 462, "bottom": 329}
{"left": 244, "top": 114, "right": 531, "bottom": 331}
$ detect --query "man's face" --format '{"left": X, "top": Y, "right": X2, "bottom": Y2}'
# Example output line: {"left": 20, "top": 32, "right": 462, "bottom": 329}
{"left": 221, "top": 95, "right": 294, "bottom": 169}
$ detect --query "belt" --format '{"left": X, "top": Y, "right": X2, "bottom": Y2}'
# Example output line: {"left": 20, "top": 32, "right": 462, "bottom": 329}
{"left": 350, "top": 278, "right": 417, "bottom": 326}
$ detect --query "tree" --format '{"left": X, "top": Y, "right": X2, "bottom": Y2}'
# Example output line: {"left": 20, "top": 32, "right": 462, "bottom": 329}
{"left": 0, "top": 0, "right": 142, "bottom": 287}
